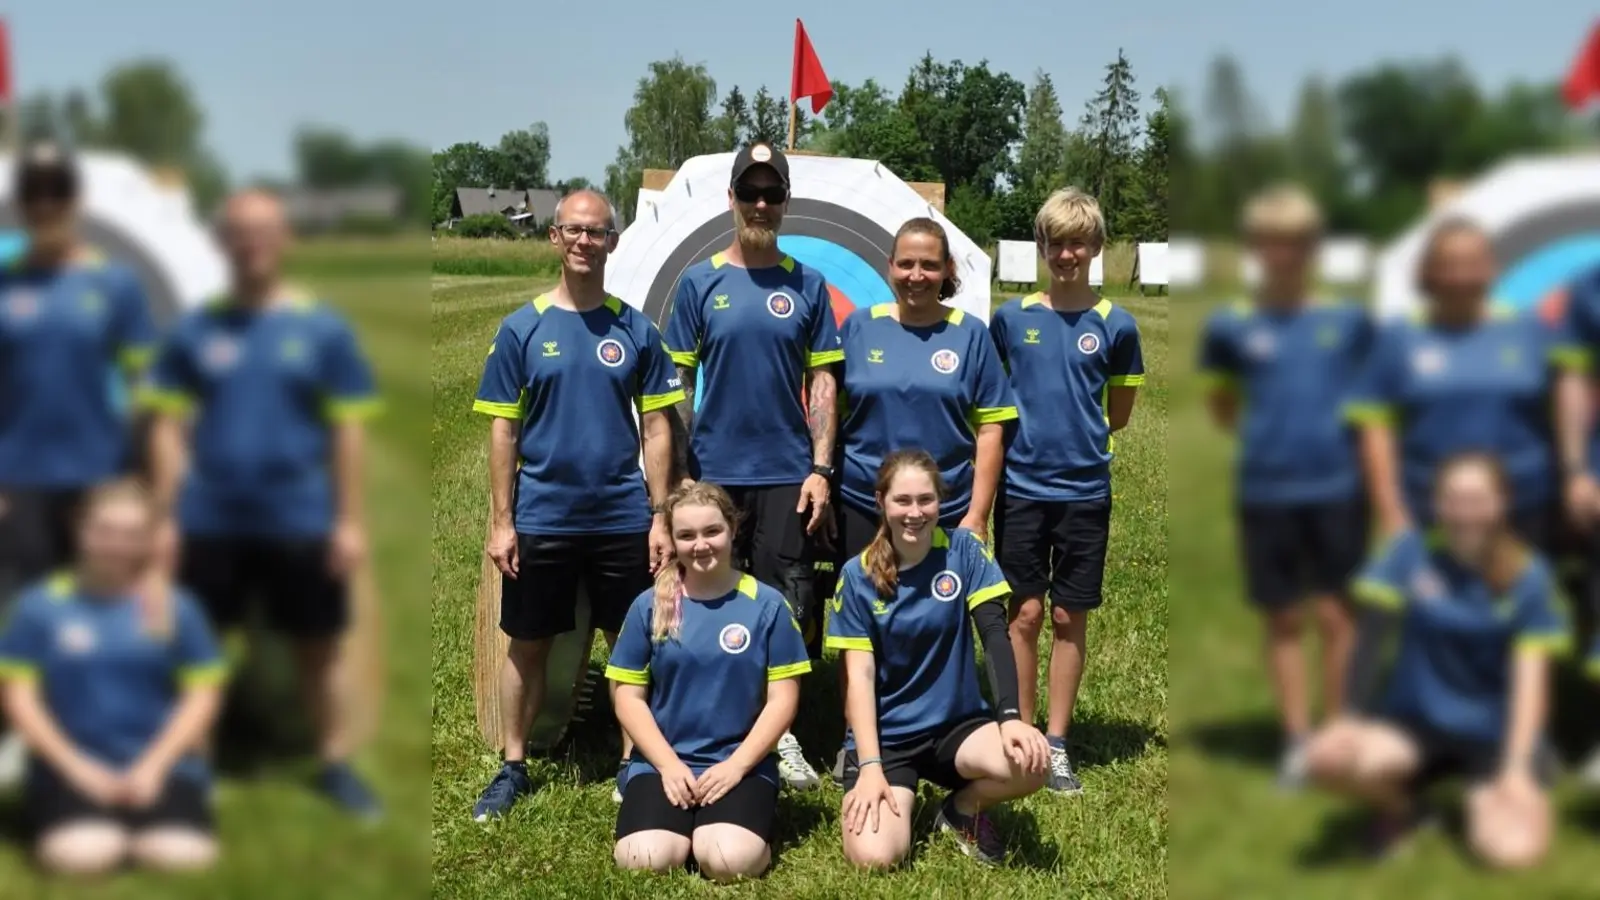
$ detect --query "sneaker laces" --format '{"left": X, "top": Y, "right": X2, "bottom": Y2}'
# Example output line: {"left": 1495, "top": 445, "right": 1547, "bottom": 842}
{"left": 1050, "top": 748, "right": 1075, "bottom": 779}
{"left": 777, "top": 734, "right": 810, "bottom": 770}
{"left": 481, "top": 766, "right": 523, "bottom": 807}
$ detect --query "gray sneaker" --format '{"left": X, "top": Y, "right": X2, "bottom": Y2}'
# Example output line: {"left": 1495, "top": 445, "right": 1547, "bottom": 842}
{"left": 1046, "top": 744, "right": 1083, "bottom": 794}
{"left": 0, "top": 732, "right": 24, "bottom": 791}
{"left": 831, "top": 747, "right": 847, "bottom": 782}
{"left": 1277, "top": 739, "right": 1309, "bottom": 792}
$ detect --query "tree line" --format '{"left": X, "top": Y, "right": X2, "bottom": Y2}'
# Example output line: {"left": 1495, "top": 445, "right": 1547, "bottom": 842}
{"left": 13, "top": 59, "right": 431, "bottom": 226}
{"left": 1173, "top": 55, "right": 1585, "bottom": 239}
{"left": 431, "top": 50, "right": 1170, "bottom": 248}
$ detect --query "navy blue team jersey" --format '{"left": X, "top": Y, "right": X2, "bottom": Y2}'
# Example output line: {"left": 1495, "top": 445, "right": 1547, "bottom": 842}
{"left": 837, "top": 305, "right": 1016, "bottom": 524}
{"left": 824, "top": 527, "right": 1011, "bottom": 748}
{"left": 1345, "top": 310, "right": 1560, "bottom": 521}
{"left": 662, "top": 253, "right": 843, "bottom": 486}
{"left": 1198, "top": 298, "right": 1372, "bottom": 506}
{"left": 1351, "top": 530, "right": 1569, "bottom": 744}
{"left": 0, "top": 573, "right": 227, "bottom": 781}
{"left": 604, "top": 574, "right": 811, "bottom": 787}
{"left": 0, "top": 256, "right": 156, "bottom": 487}
{"left": 992, "top": 294, "right": 1144, "bottom": 503}
{"left": 474, "top": 294, "right": 684, "bottom": 536}
{"left": 139, "top": 293, "right": 381, "bottom": 539}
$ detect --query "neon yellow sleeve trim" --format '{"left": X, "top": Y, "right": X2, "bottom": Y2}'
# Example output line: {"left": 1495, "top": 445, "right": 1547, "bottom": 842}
{"left": 178, "top": 662, "right": 230, "bottom": 687}
{"left": 0, "top": 660, "right": 37, "bottom": 682}
{"left": 637, "top": 389, "right": 687, "bottom": 414}
{"left": 1351, "top": 578, "right": 1403, "bottom": 610}
{"left": 823, "top": 636, "right": 873, "bottom": 652}
{"left": 1343, "top": 402, "right": 1394, "bottom": 426}
{"left": 605, "top": 665, "right": 650, "bottom": 686}
{"left": 1108, "top": 374, "right": 1145, "bottom": 387}
{"left": 1550, "top": 346, "right": 1591, "bottom": 372}
{"left": 807, "top": 349, "right": 845, "bottom": 368}
{"left": 1515, "top": 633, "right": 1571, "bottom": 658}
{"left": 472, "top": 399, "right": 524, "bottom": 419}
{"left": 966, "top": 581, "right": 1010, "bottom": 610}
{"left": 325, "top": 397, "right": 383, "bottom": 421}
{"left": 767, "top": 661, "right": 812, "bottom": 681}
{"left": 135, "top": 387, "right": 194, "bottom": 415}
{"left": 971, "top": 406, "right": 1019, "bottom": 426}
{"left": 668, "top": 350, "right": 698, "bottom": 368}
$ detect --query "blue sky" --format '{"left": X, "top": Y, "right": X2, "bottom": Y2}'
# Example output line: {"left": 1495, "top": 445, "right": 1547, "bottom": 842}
{"left": 9, "top": 0, "right": 1594, "bottom": 184}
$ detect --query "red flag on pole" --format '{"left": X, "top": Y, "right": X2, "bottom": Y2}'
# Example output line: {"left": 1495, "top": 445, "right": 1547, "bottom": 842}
{"left": 1563, "top": 21, "right": 1600, "bottom": 110}
{"left": 791, "top": 19, "right": 831, "bottom": 114}
{"left": 0, "top": 20, "right": 12, "bottom": 104}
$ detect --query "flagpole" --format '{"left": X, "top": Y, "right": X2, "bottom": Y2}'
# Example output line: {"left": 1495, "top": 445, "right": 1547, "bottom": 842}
{"left": 787, "top": 99, "right": 798, "bottom": 151}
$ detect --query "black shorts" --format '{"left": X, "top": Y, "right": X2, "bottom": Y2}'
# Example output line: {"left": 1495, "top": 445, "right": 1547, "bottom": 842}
{"left": 25, "top": 760, "right": 214, "bottom": 836}
{"left": 0, "top": 486, "right": 87, "bottom": 607}
{"left": 839, "top": 716, "right": 990, "bottom": 793}
{"left": 614, "top": 771, "right": 777, "bottom": 842}
{"left": 725, "top": 484, "right": 816, "bottom": 641}
{"left": 993, "top": 493, "right": 1113, "bottom": 611}
{"left": 502, "top": 531, "right": 649, "bottom": 640}
{"left": 1378, "top": 717, "right": 1557, "bottom": 791}
{"left": 1236, "top": 498, "right": 1368, "bottom": 611}
{"left": 181, "top": 536, "right": 348, "bottom": 640}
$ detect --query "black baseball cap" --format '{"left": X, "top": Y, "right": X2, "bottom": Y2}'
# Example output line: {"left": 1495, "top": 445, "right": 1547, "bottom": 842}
{"left": 14, "top": 138, "right": 81, "bottom": 202}
{"left": 730, "top": 142, "right": 790, "bottom": 188}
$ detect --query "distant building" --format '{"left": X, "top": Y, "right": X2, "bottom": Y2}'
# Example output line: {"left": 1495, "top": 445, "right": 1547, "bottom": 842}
{"left": 447, "top": 186, "right": 561, "bottom": 233}
{"left": 281, "top": 185, "right": 404, "bottom": 232}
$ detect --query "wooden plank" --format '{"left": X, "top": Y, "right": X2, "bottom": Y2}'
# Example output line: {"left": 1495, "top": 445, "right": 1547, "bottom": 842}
{"left": 641, "top": 169, "right": 675, "bottom": 192}
{"left": 908, "top": 182, "right": 945, "bottom": 212}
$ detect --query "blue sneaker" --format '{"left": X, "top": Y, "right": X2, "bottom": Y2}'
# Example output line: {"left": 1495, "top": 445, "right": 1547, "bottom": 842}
{"left": 473, "top": 762, "right": 533, "bottom": 822}
{"left": 1046, "top": 743, "right": 1083, "bottom": 795}
{"left": 319, "top": 762, "right": 383, "bottom": 822}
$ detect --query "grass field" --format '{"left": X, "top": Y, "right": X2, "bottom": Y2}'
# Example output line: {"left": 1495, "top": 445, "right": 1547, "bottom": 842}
{"left": 1167, "top": 295, "right": 1600, "bottom": 900}
{"left": 0, "top": 238, "right": 432, "bottom": 899}
{"left": 430, "top": 269, "right": 1169, "bottom": 898}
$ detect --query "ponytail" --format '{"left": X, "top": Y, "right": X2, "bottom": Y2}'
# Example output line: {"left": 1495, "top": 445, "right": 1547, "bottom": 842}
{"left": 651, "top": 562, "right": 687, "bottom": 642}
{"left": 864, "top": 521, "right": 900, "bottom": 598}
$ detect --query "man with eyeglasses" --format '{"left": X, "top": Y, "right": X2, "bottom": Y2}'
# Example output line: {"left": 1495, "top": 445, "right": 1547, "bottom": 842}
{"left": 0, "top": 139, "right": 158, "bottom": 786}
{"left": 662, "top": 142, "right": 841, "bottom": 791}
{"left": 470, "top": 189, "right": 684, "bottom": 820}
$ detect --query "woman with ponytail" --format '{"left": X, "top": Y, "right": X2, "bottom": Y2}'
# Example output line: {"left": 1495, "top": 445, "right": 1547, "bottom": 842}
{"left": 825, "top": 450, "right": 1049, "bottom": 869}
{"left": 0, "top": 478, "right": 227, "bottom": 875}
{"left": 605, "top": 481, "right": 810, "bottom": 882}
{"left": 1304, "top": 452, "right": 1565, "bottom": 867}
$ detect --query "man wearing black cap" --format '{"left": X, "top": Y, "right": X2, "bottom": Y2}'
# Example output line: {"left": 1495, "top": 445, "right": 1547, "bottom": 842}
{"left": 0, "top": 138, "right": 158, "bottom": 784}
{"left": 661, "top": 141, "right": 841, "bottom": 790}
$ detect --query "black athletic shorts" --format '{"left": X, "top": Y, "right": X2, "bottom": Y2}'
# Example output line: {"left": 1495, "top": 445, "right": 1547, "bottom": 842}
{"left": 1236, "top": 497, "right": 1368, "bottom": 611}
{"left": 839, "top": 716, "right": 991, "bottom": 793}
{"left": 502, "top": 531, "right": 650, "bottom": 640}
{"left": 1376, "top": 717, "right": 1557, "bottom": 791}
{"left": 614, "top": 771, "right": 778, "bottom": 842}
{"left": 25, "top": 760, "right": 214, "bottom": 836}
{"left": 0, "top": 486, "right": 87, "bottom": 607}
{"left": 181, "top": 536, "right": 349, "bottom": 640}
{"left": 993, "top": 493, "right": 1113, "bottom": 611}
{"left": 724, "top": 484, "right": 816, "bottom": 640}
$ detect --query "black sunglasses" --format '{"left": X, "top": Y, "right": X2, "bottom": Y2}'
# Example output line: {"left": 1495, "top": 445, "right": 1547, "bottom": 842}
{"left": 733, "top": 183, "right": 787, "bottom": 206}
{"left": 18, "top": 175, "right": 77, "bottom": 205}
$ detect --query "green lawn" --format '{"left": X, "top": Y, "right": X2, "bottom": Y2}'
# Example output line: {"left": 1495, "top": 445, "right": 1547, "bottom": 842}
{"left": 1167, "top": 296, "right": 1600, "bottom": 899}
{"left": 430, "top": 277, "right": 1170, "bottom": 898}
{"left": 0, "top": 240, "right": 433, "bottom": 899}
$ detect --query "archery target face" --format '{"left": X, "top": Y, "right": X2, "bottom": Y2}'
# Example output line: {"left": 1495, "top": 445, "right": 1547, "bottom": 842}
{"left": 606, "top": 153, "right": 992, "bottom": 410}
{"left": 1375, "top": 155, "right": 1600, "bottom": 322}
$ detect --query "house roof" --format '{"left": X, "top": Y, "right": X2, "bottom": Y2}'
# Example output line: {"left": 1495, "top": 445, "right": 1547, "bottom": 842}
{"left": 454, "top": 186, "right": 530, "bottom": 218}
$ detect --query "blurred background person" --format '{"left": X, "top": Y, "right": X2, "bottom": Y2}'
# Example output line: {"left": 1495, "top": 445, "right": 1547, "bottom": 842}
{"left": 1553, "top": 261, "right": 1600, "bottom": 782}
{"left": 1303, "top": 453, "right": 1564, "bottom": 868}
{"left": 1346, "top": 218, "right": 1561, "bottom": 550}
{"left": 1196, "top": 184, "right": 1372, "bottom": 790}
{"left": 0, "top": 137, "right": 158, "bottom": 787}
{"left": 140, "top": 188, "right": 383, "bottom": 820}
{"left": 0, "top": 479, "right": 226, "bottom": 876}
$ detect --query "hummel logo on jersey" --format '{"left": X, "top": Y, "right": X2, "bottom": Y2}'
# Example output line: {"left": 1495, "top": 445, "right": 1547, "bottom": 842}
{"left": 713, "top": 294, "right": 731, "bottom": 310}
{"left": 872, "top": 598, "right": 890, "bottom": 616}
{"left": 1024, "top": 328, "right": 1041, "bottom": 344}
{"left": 868, "top": 348, "right": 885, "bottom": 364}
{"left": 542, "top": 341, "right": 561, "bottom": 357}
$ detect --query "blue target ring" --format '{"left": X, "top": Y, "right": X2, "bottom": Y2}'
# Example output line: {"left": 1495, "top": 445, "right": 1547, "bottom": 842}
{"left": 1494, "top": 234, "right": 1600, "bottom": 312}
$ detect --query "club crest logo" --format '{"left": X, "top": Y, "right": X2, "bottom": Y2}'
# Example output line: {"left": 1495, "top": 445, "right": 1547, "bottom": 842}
{"left": 1412, "top": 345, "right": 1446, "bottom": 376}
{"left": 766, "top": 291, "right": 795, "bottom": 318}
{"left": 930, "top": 348, "right": 960, "bottom": 374}
{"left": 596, "top": 338, "right": 626, "bottom": 367}
{"left": 718, "top": 623, "right": 751, "bottom": 654}
{"left": 1412, "top": 568, "right": 1444, "bottom": 603}
{"left": 751, "top": 144, "right": 773, "bottom": 162}
{"left": 931, "top": 570, "right": 963, "bottom": 603}
{"left": 1245, "top": 329, "right": 1276, "bottom": 358}
{"left": 5, "top": 289, "right": 37, "bottom": 321}
{"left": 203, "top": 335, "right": 241, "bottom": 370}
{"left": 57, "top": 621, "right": 95, "bottom": 655}
{"left": 1077, "top": 332, "right": 1101, "bottom": 355}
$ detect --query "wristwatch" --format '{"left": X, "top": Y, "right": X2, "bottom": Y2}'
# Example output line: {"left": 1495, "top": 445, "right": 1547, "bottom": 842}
{"left": 811, "top": 464, "right": 835, "bottom": 479}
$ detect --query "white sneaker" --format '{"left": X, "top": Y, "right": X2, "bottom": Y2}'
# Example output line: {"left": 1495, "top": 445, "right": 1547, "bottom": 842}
{"left": 1277, "top": 739, "right": 1309, "bottom": 791}
{"left": 0, "top": 732, "right": 25, "bottom": 790}
{"left": 775, "top": 732, "right": 820, "bottom": 790}
{"left": 1579, "top": 746, "right": 1600, "bottom": 787}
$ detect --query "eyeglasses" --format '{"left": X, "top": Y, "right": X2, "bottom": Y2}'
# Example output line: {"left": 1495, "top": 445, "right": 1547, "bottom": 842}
{"left": 733, "top": 184, "right": 788, "bottom": 206}
{"left": 555, "top": 223, "right": 616, "bottom": 241}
